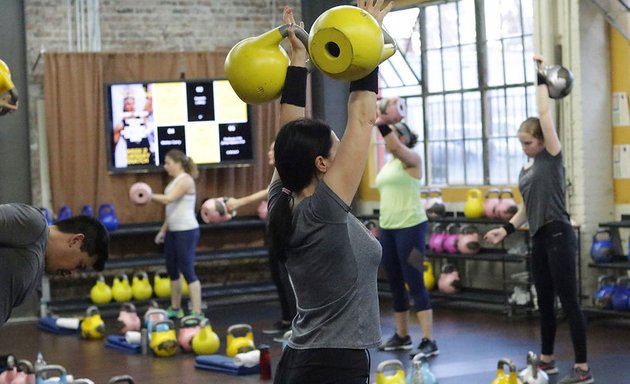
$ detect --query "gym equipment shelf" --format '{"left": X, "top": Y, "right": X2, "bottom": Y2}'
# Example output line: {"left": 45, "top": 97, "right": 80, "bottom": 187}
{"left": 422, "top": 215, "right": 533, "bottom": 317}
{"left": 583, "top": 220, "right": 630, "bottom": 318}
{"left": 40, "top": 216, "right": 271, "bottom": 317}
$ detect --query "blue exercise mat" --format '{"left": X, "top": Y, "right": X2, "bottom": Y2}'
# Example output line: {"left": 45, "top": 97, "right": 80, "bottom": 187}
{"left": 37, "top": 317, "right": 79, "bottom": 335}
{"left": 105, "top": 335, "right": 141, "bottom": 354}
{"left": 195, "top": 354, "right": 259, "bottom": 376}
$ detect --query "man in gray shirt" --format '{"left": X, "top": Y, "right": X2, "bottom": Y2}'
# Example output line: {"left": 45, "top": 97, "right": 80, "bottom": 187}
{"left": 0, "top": 203, "right": 109, "bottom": 327}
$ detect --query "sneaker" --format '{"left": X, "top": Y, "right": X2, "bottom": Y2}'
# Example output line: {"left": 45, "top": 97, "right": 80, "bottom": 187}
{"left": 558, "top": 367, "right": 594, "bottom": 384}
{"left": 378, "top": 333, "right": 412, "bottom": 351}
{"left": 189, "top": 311, "right": 204, "bottom": 318}
{"left": 273, "top": 330, "right": 292, "bottom": 343}
{"left": 165, "top": 306, "right": 184, "bottom": 320}
{"left": 409, "top": 338, "right": 439, "bottom": 358}
{"left": 537, "top": 359, "right": 559, "bottom": 375}
{"left": 262, "top": 320, "right": 291, "bottom": 335}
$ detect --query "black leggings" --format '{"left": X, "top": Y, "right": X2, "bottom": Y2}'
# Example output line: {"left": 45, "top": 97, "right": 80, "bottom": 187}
{"left": 269, "top": 254, "right": 296, "bottom": 321}
{"left": 531, "top": 221, "right": 587, "bottom": 363}
{"left": 273, "top": 347, "right": 370, "bottom": 384}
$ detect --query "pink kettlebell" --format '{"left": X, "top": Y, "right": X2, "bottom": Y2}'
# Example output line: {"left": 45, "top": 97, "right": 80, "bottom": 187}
{"left": 257, "top": 200, "right": 268, "bottom": 220}
{"left": 0, "top": 355, "right": 17, "bottom": 384}
{"left": 425, "top": 188, "right": 446, "bottom": 218}
{"left": 200, "top": 198, "right": 234, "bottom": 224}
{"left": 428, "top": 224, "right": 447, "bottom": 253}
{"left": 178, "top": 315, "right": 203, "bottom": 353}
{"left": 11, "top": 360, "right": 35, "bottom": 384}
{"left": 117, "top": 303, "right": 141, "bottom": 334}
{"left": 443, "top": 224, "right": 460, "bottom": 254}
{"left": 457, "top": 225, "right": 481, "bottom": 255}
{"left": 420, "top": 189, "right": 429, "bottom": 210}
{"left": 438, "top": 264, "right": 462, "bottom": 294}
{"left": 363, "top": 220, "right": 379, "bottom": 239}
{"left": 497, "top": 189, "right": 518, "bottom": 220}
{"left": 484, "top": 189, "right": 501, "bottom": 218}
{"left": 129, "top": 182, "right": 153, "bottom": 205}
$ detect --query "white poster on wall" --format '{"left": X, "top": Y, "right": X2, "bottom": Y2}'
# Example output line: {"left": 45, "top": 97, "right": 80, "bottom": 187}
{"left": 613, "top": 144, "right": 630, "bottom": 179}
{"left": 612, "top": 92, "right": 630, "bottom": 127}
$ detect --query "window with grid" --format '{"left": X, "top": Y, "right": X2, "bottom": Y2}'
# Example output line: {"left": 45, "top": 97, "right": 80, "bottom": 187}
{"left": 378, "top": 0, "right": 535, "bottom": 186}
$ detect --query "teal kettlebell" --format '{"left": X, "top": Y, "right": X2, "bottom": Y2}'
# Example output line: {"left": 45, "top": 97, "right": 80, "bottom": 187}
{"left": 99, "top": 203, "right": 119, "bottom": 231}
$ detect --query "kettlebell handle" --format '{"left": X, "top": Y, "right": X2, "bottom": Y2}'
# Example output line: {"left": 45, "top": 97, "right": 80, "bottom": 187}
{"left": 121, "top": 302, "right": 137, "bottom": 312}
{"left": 180, "top": 315, "right": 203, "bottom": 328}
{"left": 593, "top": 228, "right": 611, "bottom": 241}
{"left": 108, "top": 375, "right": 135, "bottom": 384}
{"left": 227, "top": 323, "right": 253, "bottom": 335}
{"left": 86, "top": 305, "right": 100, "bottom": 316}
{"left": 277, "top": 24, "right": 310, "bottom": 52}
{"left": 152, "top": 319, "right": 174, "bottom": 333}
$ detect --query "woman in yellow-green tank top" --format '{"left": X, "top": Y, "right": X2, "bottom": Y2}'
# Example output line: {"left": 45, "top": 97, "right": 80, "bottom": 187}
{"left": 374, "top": 101, "right": 438, "bottom": 358}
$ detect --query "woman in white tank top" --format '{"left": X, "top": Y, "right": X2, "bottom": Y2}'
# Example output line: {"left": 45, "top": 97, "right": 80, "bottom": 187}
{"left": 151, "top": 149, "right": 202, "bottom": 319}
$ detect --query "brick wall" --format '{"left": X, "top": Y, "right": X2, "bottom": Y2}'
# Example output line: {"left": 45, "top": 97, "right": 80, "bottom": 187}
{"left": 24, "top": 0, "right": 301, "bottom": 205}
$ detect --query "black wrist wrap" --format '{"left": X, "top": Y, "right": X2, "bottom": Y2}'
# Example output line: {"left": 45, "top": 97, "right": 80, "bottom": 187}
{"left": 349, "top": 67, "right": 379, "bottom": 94}
{"left": 377, "top": 124, "right": 393, "bottom": 137}
{"left": 502, "top": 222, "right": 516, "bottom": 236}
{"left": 280, "top": 66, "right": 308, "bottom": 107}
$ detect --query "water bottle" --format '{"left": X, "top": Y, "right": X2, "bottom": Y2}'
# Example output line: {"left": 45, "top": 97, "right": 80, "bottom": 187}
{"left": 34, "top": 352, "right": 46, "bottom": 378}
{"left": 259, "top": 344, "right": 272, "bottom": 381}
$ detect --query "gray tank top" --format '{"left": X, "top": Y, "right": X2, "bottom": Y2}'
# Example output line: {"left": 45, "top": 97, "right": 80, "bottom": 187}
{"left": 518, "top": 148, "right": 570, "bottom": 236}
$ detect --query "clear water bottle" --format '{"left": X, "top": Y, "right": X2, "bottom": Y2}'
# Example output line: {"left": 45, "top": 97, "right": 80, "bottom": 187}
{"left": 34, "top": 352, "right": 46, "bottom": 371}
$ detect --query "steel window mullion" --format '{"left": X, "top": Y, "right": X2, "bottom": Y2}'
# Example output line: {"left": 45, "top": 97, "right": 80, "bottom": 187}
{"left": 419, "top": 7, "right": 430, "bottom": 186}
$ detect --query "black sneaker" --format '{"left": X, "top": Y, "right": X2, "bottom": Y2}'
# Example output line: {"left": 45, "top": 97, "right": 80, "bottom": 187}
{"left": 537, "top": 359, "right": 558, "bottom": 375}
{"left": 409, "top": 338, "right": 439, "bottom": 358}
{"left": 558, "top": 367, "right": 594, "bottom": 384}
{"left": 262, "top": 320, "right": 291, "bottom": 335}
{"left": 378, "top": 333, "right": 412, "bottom": 351}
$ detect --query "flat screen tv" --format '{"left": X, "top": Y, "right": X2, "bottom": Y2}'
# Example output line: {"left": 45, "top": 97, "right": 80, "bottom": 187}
{"left": 104, "top": 78, "right": 254, "bottom": 174}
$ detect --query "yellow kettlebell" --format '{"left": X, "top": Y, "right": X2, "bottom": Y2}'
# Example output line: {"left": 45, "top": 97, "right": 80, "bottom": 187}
{"left": 0, "top": 59, "right": 15, "bottom": 95}
{"left": 112, "top": 273, "right": 133, "bottom": 302}
{"left": 375, "top": 359, "right": 406, "bottom": 384}
{"left": 225, "top": 24, "right": 310, "bottom": 104}
{"left": 154, "top": 272, "right": 171, "bottom": 298}
{"left": 90, "top": 275, "right": 113, "bottom": 304}
{"left": 464, "top": 188, "right": 485, "bottom": 219}
{"left": 132, "top": 271, "right": 153, "bottom": 301}
{"left": 309, "top": 5, "right": 396, "bottom": 81}
{"left": 192, "top": 318, "right": 221, "bottom": 355}
{"left": 150, "top": 320, "right": 178, "bottom": 357}
{"left": 180, "top": 274, "right": 189, "bottom": 297}
{"left": 423, "top": 262, "right": 436, "bottom": 291}
{"left": 491, "top": 358, "right": 519, "bottom": 384}
{"left": 226, "top": 324, "right": 255, "bottom": 357}
{"left": 81, "top": 305, "right": 105, "bottom": 340}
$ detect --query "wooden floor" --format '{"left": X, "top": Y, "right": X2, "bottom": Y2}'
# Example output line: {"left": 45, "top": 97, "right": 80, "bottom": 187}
{"left": 1, "top": 295, "right": 630, "bottom": 383}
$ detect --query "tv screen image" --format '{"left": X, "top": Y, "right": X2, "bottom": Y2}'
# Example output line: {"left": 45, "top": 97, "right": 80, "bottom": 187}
{"left": 105, "top": 79, "right": 254, "bottom": 173}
